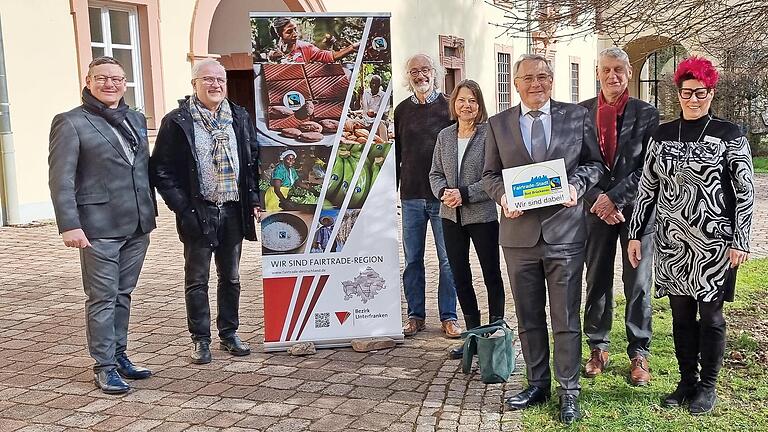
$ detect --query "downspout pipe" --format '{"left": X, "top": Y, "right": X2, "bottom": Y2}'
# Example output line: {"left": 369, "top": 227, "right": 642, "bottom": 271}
{"left": 0, "top": 16, "right": 20, "bottom": 225}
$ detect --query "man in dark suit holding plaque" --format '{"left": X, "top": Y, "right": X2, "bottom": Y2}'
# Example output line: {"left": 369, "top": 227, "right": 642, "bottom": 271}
{"left": 482, "top": 54, "right": 604, "bottom": 424}
{"left": 580, "top": 47, "right": 659, "bottom": 386}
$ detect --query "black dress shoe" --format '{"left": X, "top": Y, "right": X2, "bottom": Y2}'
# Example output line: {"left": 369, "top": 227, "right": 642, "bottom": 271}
{"left": 220, "top": 335, "right": 251, "bottom": 356}
{"left": 689, "top": 387, "right": 717, "bottom": 415}
{"left": 191, "top": 341, "right": 212, "bottom": 364}
{"left": 504, "top": 385, "right": 551, "bottom": 410}
{"left": 662, "top": 382, "right": 697, "bottom": 407}
{"left": 116, "top": 354, "right": 152, "bottom": 379}
{"left": 559, "top": 394, "right": 580, "bottom": 424}
{"left": 94, "top": 369, "right": 130, "bottom": 394}
{"left": 447, "top": 345, "right": 463, "bottom": 360}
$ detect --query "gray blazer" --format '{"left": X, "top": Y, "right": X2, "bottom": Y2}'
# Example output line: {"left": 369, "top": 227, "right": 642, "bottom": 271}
{"left": 49, "top": 106, "right": 156, "bottom": 239}
{"left": 482, "top": 100, "right": 605, "bottom": 247}
{"left": 430, "top": 123, "right": 497, "bottom": 225}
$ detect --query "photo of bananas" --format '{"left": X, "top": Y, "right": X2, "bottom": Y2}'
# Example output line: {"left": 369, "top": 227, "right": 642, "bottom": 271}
{"left": 324, "top": 130, "right": 392, "bottom": 210}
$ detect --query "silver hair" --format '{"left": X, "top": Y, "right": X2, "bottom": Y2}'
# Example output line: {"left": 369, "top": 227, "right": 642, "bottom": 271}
{"left": 402, "top": 53, "right": 445, "bottom": 92}
{"left": 598, "top": 47, "right": 631, "bottom": 69}
{"left": 512, "top": 53, "right": 553, "bottom": 77}
{"left": 191, "top": 58, "right": 225, "bottom": 79}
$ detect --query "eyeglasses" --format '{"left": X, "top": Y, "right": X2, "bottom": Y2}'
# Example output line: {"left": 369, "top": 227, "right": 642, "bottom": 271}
{"left": 515, "top": 74, "right": 551, "bottom": 84}
{"left": 195, "top": 76, "right": 227, "bottom": 86}
{"left": 92, "top": 75, "right": 126, "bottom": 85}
{"left": 408, "top": 67, "right": 433, "bottom": 77}
{"left": 678, "top": 87, "right": 711, "bottom": 99}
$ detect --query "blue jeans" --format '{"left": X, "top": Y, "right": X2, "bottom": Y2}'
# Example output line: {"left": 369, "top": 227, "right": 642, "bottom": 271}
{"left": 401, "top": 199, "right": 457, "bottom": 321}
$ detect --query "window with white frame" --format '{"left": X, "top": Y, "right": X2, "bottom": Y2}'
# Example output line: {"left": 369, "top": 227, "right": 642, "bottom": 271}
{"left": 497, "top": 52, "right": 512, "bottom": 111}
{"left": 570, "top": 62, "right": 579, "bottom": 102}
{"left": 89, "top": 3, "right": 144, "bottom": 111}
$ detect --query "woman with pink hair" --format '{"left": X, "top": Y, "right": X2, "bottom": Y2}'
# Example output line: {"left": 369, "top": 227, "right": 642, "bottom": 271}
{"left": 627, "top": 56, "right": 754, "bottom": 415}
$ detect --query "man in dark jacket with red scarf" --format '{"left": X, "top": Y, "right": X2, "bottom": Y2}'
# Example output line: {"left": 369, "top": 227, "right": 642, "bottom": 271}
{"left": 580, "top": 47, "right": 659, "bottom": 385}
{"left": 151, "top": 59, "right": 260, "bottom": 364}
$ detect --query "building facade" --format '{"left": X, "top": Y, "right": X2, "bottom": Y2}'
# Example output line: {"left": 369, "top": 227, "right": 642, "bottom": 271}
{"left": 0, "top": 0, "right": 596, "bottom": 225}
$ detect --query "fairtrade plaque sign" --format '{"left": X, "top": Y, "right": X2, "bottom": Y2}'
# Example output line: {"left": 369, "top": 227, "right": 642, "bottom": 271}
{"left": 502, "top": 158, "right": 570, "bottom": 210}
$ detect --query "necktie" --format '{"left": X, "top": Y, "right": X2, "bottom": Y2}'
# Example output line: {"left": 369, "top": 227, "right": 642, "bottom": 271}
{"left": 529, "top": 110, "right": 546, "bottom": 162}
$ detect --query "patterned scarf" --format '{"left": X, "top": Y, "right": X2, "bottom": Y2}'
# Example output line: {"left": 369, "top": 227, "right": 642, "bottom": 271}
{"left": 188, "top": 96, "right": 239, "bottom": 203}
{"left": 597, "top": 88, "right": 629, "bottom": 169}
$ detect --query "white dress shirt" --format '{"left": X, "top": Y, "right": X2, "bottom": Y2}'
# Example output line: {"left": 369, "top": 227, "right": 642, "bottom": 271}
{"left": 519, "top": 99, "right": 552, "bottom": 157}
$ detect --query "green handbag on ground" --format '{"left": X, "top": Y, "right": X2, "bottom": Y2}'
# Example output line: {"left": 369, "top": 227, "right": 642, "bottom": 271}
{"left": 461, "top": 319, "right": 516, "bottom": 384}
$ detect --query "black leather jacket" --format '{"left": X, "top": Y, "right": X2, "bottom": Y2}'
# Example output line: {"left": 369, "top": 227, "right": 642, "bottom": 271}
{"left": 150, "top": 98, "right": 260, "bottom": 246}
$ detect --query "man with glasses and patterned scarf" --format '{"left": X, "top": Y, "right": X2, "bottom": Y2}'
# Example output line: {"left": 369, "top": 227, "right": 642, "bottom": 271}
{"left": 151, "top": 59, "right": 260, "bottom": 365}
{"left": 49, "top": 56, "right": 156, "bottom": 394}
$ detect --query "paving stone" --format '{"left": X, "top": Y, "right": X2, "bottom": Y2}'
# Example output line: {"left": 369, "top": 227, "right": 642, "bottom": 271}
{"left": 307, "top": 413, "right": 356, "bottom": 431}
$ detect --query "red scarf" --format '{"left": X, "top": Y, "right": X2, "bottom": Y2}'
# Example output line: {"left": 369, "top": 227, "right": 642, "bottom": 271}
{"left": 597, "top": 89, "right": 629, "bottom": 169}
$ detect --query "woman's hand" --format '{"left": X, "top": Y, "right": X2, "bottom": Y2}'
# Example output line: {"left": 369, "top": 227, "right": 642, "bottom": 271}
{"left": 441, "top": 189, "right": 462, "bottom": 208}
{"left": 728, "top": 248, "right": 749, "bottom": 268}
{"left": 627, "top": 239, "right": 643, "bottom": 268}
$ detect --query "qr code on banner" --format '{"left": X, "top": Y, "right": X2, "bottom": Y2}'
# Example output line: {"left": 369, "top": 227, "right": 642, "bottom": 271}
{"left": 314, "top": 312, "right": 330, "bottom": 328}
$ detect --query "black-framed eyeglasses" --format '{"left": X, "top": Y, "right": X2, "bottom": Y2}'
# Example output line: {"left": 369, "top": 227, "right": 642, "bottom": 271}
{"left": 195, "top": 76, "right": 227, "bottom": 86}
{"left": 408, "top": 67, "right": 433, "bottom": 77}
{"left": 92, "top": 75, "right": 126, "bottom": 85}
{"left": 678, "top": 87, "right": 711, "bottom": 99}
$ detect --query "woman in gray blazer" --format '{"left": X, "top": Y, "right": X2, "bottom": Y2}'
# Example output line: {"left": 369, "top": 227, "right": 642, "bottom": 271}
{"left": 430, "top": 80, "right": 505, "bottom": 359}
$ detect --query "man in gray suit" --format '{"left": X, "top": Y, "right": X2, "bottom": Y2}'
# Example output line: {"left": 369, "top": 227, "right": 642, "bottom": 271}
{"left": 483, "top": 54, "right": 604, "bottom": 424}
{"left": 49, "top": 56, "right": 156, "bottom": 394}
{"left": 580, "top": 47, "right": 659, "bottom": 385}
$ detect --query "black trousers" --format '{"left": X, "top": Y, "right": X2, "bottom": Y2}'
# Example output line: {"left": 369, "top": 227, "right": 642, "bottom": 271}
{"left": 184, "top": 202, "right": 244, "bottom": 343}
{"left": 584, "top": 212, "right": 653, "bottom": 358}
{"left": 669, "top": 295, "right": 726, "bottom": 389}
{"left": 441, "top": 218, "right": 505, "bottom": 321}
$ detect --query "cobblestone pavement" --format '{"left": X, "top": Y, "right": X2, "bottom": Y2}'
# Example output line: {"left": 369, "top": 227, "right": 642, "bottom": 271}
{"left": 0, "top": 174, "right": 764, "bottom": 432}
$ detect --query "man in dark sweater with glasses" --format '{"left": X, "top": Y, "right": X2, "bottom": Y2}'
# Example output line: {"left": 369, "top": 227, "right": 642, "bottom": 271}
{"left": 394, "top": 53, "right": 460, "bottom": 339}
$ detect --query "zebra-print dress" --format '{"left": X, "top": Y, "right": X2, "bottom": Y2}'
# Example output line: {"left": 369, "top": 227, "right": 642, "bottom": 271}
{"left": 628, "top": 115, "right": 754, "bottom": 302}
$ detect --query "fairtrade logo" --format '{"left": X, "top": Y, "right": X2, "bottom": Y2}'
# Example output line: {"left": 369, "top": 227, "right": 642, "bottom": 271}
{"left": 283, "top": 91, "right": 306, "bottom": 111}
{"left": 335, "top": 311, "right": 351, "bottom": 325}
{"left": 372, "top": 37, "right": 387, "bottom": 51}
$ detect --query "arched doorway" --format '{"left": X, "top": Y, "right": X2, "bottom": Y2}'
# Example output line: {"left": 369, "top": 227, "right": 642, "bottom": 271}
{"left": 623, "top": 36, "right": 689, "bottom": 120}
{"left": 189, "top": 0, "right": 327, "bottom": 120}
{"left": 189, "top": 0, "right": 326, "bottom": 62}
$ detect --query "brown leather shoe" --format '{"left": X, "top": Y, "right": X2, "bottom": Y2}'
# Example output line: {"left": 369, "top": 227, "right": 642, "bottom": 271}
{"left": 441, "top": 319, "right": 462, "bottom": 339}
{"left": 584, "top": 348, "right": 609, "bottom": 378}
{"left": 402, "top": 318, "right": 425, "bottom": 337}
{"left": 630, "top": 355, "right": 651, "bottom": 386}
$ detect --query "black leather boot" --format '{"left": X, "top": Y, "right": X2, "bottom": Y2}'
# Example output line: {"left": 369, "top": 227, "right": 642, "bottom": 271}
{"left": 447, "top": 312, "right": 481, "bottom": 359}
{"left": 489, "top": 315, "right": 505, "bottom": 325}
{"left": 689, "top": 385, "right": 717, "bottom": 415}
{"left": 664, "top": 314, "right": 700, "bottom": 407}
{"left": 191, "top": 341, "right": 212, "bottom": 364}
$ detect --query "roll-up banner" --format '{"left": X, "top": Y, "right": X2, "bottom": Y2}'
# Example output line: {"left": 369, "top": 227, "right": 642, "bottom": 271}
{"left": 251, "top": 12, "right": 402, "bottom": 351}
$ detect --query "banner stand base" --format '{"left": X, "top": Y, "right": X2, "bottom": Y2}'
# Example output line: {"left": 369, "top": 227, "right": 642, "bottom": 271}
{"left": 264, "top": 333, "right": 405, "bottom": 352}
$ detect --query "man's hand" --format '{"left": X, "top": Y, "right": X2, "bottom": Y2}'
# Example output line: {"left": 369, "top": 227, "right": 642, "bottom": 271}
{"left": 591, "top": 193, "right": 618, "bottom": 219}
{"left": 254, "top": 206, "right": 262, "bottom": 223}
{"left": 563, "top": 185, "right": 578, "bottom": 207}
{"left": 601, "top": 209, "right": 626, "bottom": 225}
{"left": 501, "top": 194, "right": 523, "bottom": 219}
{"left": 627, "top": 239, "right": 642, "bottom": 268}
{"left": 728, "top": 248, "right": 749, "bottom": 268}
{"left": 62, "top": 228, "right": 92, "bottom": 249}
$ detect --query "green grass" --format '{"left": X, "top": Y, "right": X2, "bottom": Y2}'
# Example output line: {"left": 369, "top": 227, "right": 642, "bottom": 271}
{"left": 520, "top": 259, "right": 768, "bottom": 431}
{"left": 754, "top": 157, "right": 768, "bottom": 173}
